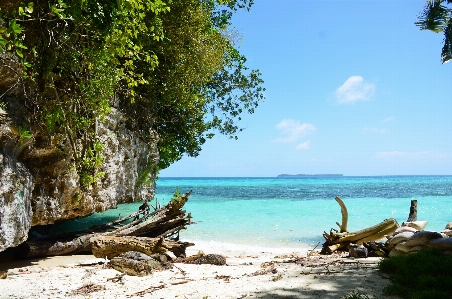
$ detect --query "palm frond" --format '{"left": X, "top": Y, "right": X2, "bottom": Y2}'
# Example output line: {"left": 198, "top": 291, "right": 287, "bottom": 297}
{"left": 415, "top": 0, "right": 451, "bottom": 32}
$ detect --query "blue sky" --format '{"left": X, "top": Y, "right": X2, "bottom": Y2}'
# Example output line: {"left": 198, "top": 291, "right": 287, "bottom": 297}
{"left": 160, "top": 0, "right": 452, "bottom": 177}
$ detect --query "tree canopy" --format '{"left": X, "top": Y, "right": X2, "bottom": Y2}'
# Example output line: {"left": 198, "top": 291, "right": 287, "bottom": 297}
{"left": 0, "top": 0, "right": 265, "bottom": 184}
{"left": 416, "top": 0, "right": 452, "bottom": 64}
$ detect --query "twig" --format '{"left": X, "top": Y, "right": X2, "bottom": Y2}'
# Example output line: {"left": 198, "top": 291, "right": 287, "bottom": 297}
{"left": 127, "top": 284, "right": 165, "bottom": 297}
{"left": 307, "top": 242, "right": 320, "bottom": 256}
{"left": 172, "top": 264, "right": 186, "bottom": 276}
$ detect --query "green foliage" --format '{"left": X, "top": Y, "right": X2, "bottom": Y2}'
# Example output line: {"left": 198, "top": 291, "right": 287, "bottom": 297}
{"left": 17, "top": 125, "right": 33, "bottom": 146}
{"left": 0, "top": 0, "right": 264, "bottom": 185}
{"left": 378, "top": 248, "right": 452, "bottom": 299}
{"left": 416, "top": 0, "right": 452, "bottom": 63}
{"left": 137, "top": 160, "right": 157, "bottom": 187}
{"left": 79, "top": 140, "right": 105, "bottom": 189}
{"left": 170, "top": 188, "right": 183, "bottom": 203}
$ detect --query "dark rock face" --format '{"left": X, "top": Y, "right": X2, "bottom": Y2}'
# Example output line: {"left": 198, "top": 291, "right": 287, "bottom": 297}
{"left": 0, "top": 100, "right": 159, "bottom": 250}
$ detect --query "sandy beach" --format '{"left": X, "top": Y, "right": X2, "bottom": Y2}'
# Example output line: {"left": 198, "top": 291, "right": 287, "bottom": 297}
{"left": 0, "top": 244, "right": 400, "bottom": 299}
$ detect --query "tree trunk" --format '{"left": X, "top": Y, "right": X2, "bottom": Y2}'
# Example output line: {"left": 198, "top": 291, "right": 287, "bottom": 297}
{"left": 407, "top": 200, "right": 418, "bottom": 222}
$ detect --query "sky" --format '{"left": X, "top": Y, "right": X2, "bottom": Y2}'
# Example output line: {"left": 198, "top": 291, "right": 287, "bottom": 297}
{"left": 159, "top": 0, "right": 452, "bottom": 177}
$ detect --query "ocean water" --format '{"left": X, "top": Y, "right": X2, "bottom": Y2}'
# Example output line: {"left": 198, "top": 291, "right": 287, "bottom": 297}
{"left": 56, "top": 176, "right": 452, "bottom": 253}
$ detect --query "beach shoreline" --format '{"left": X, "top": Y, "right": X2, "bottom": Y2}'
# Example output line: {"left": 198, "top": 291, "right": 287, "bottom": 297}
{"left": 0, "top": 242, "right": 400, "bottom": 299}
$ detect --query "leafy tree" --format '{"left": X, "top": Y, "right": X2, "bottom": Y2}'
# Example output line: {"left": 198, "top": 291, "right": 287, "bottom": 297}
{"left": 0, "top": 0, "right": 264, "bottom": 184}
{"left": 416, "top": 0, "right": 452, "bottom": 64}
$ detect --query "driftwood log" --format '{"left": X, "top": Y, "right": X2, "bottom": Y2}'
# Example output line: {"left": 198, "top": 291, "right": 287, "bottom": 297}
{"left": 109, "top": 251, "right": 173, "bottom": 276}
{"left": 11, "top": 191, "right": 194, "bottom": 259}
{"left": 322, "top": 196, "right": 399, "bottom": 254}
{"left": 91, "top": 236, "right": 194, "bottom": 259}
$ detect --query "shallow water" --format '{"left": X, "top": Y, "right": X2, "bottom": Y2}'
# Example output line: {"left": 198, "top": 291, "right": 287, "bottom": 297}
{"left": 56, "top": 176, "right": 452, "bottom": 251}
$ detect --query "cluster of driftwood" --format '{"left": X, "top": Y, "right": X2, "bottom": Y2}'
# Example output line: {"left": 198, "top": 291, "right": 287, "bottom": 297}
{"left": 10, "top": 191, "right": 201, "bottom": 275}
{"left": 321, "top": 197, "right": 399, "bottom": 254}
{"left": 322, "top": 197, "right": 452, "bottom": 258}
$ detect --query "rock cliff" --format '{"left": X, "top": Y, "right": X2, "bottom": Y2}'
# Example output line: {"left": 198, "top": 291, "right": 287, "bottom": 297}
{"left": 0, "top": 97, "right": 159, "bottom": 251}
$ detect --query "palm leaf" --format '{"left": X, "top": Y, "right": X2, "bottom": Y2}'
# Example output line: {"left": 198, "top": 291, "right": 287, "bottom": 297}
{"left": 415, "top": 0, "right": 450, "bottom": 32}
{"left": 441, "top": 22, "right": 452, "bottom": 63}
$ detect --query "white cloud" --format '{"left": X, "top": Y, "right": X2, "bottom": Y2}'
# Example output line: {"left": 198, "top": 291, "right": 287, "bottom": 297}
{"left": 335, "top": 76, "right": 375, "bottom": 104}
{"left": 296, "top": 141, "right": 311, "bottom": 150}
{"left": 273, "top": 119, "right": 316, "bottom": 143}
{"left": 381, "top": 116, "right": 395, "bottom": 123}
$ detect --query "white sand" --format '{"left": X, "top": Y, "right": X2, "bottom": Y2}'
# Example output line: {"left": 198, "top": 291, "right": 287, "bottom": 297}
{"left": 0, "top": 243, "right": 400, "bottom": 299}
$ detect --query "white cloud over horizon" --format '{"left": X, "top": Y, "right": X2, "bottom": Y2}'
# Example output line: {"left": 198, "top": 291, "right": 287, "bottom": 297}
{"left": 335, "top": 76, "right": 375, "bottom": 104}
{"left": 296, "top": 141, "right": 311, "bottom": 150}
{"left": 273, "top": 119, "right": 316, "bottom": 143}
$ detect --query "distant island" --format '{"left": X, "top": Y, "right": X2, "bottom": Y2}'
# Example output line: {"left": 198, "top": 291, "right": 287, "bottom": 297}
{"left": 277, "top": 174, "right": 343, "bottom": 177}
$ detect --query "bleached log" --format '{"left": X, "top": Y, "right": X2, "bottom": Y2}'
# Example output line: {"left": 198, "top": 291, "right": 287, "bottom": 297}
{"left": 335, "top": 196, "right": 348, "bottom": 233}
{"left": 335, "top": 218, "right": 399, "bottom": 244}
{"left": 322, "top": 196, "right": 400, "bottom": 254}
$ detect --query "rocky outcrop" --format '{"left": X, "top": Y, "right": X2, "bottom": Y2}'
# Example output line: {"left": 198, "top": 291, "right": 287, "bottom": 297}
{"left": 0, "top": 143, "right": 34, "bottom": 251}
{"left": 24, "top": 107, "right": 159, "bottom": 226}
{"left": 0, "top": 98, "right": 159, "bottom": 250}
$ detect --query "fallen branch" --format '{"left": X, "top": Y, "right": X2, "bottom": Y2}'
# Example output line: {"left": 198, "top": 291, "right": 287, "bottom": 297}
{"left": 12, "top": 191, "right": 194, "bottom": 259}
{"left": 322, "top": 197, "right": 399, "bottom": 254}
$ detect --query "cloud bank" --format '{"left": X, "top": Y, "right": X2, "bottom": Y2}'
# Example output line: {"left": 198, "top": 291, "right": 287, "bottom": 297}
{"left": 375, "top": 151, "right": 449, "bottom": 159}
{"left": 336, "top": 76, "right": 375, "bottom": 104}
{"left": 273, "top": 119, "right": 316, "bottom": 143}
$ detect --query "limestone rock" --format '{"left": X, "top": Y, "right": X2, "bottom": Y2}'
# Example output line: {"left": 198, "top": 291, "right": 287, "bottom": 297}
{"left": 395, "top": 242, "right": 412, "bottom": 254}
{"left": 442, "top": 229, "right": 452, "bottom": 237}
{"left": 427, "top": 238, "right": 452, "bottom": 252}
{"left": 388, "top": 248, "right": 403, "bottom": 257}
{"left": 0, "top": 96, "right": 159, "bottom": 251}
{"left": 388, "top": 231, "right": 415, "bottom": 245}
{"left": 409, "top": 246, "right": 424, "bottom": 253}
{"left": 405, "top": 231, "right": 443, "bottom": 247}
{"left": 0, "top": 53, "right": 21, "bottom": 93}
{"left": 349, "top": 244, "right": 368, "bottom": 258}
{"left": 394, "top": 226, "right": 418, "bottom": 235}
{"left": 0, "top": 111, "right": 34, "bottom": 251}
{"left": 0, "top": 152, "right": 33, "bottom": 251}
{"left": 402, "top": 221, "right": 428, "bottom": 231}
{"left": 193, "top": 254, "right": 227, "bottom": 265}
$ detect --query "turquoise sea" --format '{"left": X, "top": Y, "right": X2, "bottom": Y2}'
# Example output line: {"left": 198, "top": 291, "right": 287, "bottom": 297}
{"left": 57, "top": 176, "right": 452, "bottom": 253}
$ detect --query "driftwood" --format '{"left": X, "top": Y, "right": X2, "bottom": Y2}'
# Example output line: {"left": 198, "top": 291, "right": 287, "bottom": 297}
{"left": 11, "top": 191, "right": 194, "bottom": 259}
{"left": 109, "top": 251, "right": 172, "bottom": 276}
{"left": 335, "top": 196, "right": 348, "bottom": 233}
{"left": 322, "top": 197, "right": 399, "bottom": 254}
{"left": 91, "top": 236, "right": 194, "bottom": 259}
